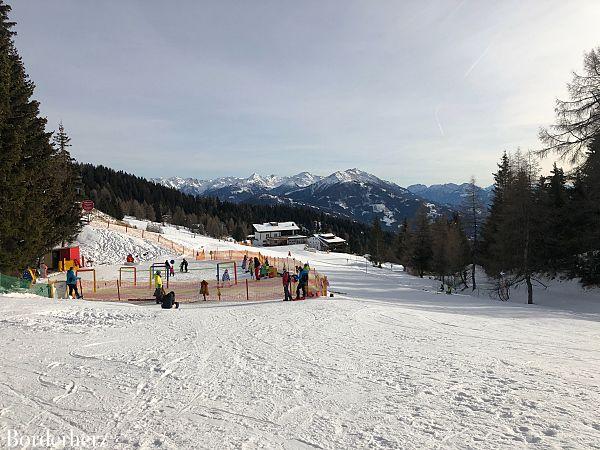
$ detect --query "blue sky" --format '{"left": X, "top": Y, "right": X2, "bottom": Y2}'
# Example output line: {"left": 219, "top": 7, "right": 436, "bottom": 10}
{"left": 10, "top": 0, "right": 600, "bottom": 185}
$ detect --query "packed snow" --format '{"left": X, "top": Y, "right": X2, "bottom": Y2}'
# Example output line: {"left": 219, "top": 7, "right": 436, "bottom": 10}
{"left": 77, "top": 226, "right": 169, "bottom": 266}
{"left": 1, "top": 222, "right": 599, "bottom": 449}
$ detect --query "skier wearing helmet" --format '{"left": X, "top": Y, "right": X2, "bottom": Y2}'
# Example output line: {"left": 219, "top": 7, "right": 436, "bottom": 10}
{"left": 154, "top": 270, "right": 165, "bottom": 304}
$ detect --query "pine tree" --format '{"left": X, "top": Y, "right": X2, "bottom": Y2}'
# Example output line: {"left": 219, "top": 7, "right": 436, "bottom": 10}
{"left": 408, "top": 205, "right": 433, "bottom": 277}
{"left": 0, "top": 3, "right": 80, "bottom": 272}
{"left": 369, "top": 218, "right": 384, "bottom": 266}
{"left": 394, "top": 218, "right": 410, "bottom": 268}
{"left": 446, "top": 215, "right": 471, "bottom": 286}
{"left": 461, "top": 176, "right": 484, "bottom": 290}
{"left": 537, "top": 163, "right": 570, "bottom": 274}
{"left": 570, "top": 137, "right": 600, "bottom": 284}
{"left": 484, "top": 151, "right": 543, "bottom": 304}
{"left": 47, "top": 122, "right": 82, "bottom": 248}
{"left": 481, "top": 152, "right": 511, "bottom": 274}
{"left": 430, "top": 218, "right": 450, "bottom": 283}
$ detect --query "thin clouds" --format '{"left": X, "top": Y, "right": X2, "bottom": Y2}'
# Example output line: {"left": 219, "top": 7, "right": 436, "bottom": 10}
{"left": 464, "top": 41, "right": 493, "bottom": 79}
{"left": 434, "top": 106, "right": 445, "bottom": 137}
{"left": 8, "top": 0, "right": 600, "bottom": 186}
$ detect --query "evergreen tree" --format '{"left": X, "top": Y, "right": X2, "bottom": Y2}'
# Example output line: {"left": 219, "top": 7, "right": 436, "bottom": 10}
{"left": 369, "top": 218, "right": 384, "bottom": 266}
{"left": 483, "top": 152, "right": 543, "bottom": 303}
{"left": 0, "top": 3, "right": 80, "bottom": 272}
{"left": 394, "top": 218, "right": 410, "bottom": 268}
{"left": 481, "top": 152, "right": 511, "bottom": 273}
{"left": 430, "top": 218, "right": 450, "bottom": 283}
{"left": 536, "top": 163, "right": 571, "bottom": 274}
{"left": 461, "top": 176, "right": 484, "bottom": 290}
{"left": 570, "top": 137, "right": 600, "bottom": 284}
{"left": 446, "top": 215, "right": 471, "bottom": 286}
{"left": 408, "top": 205, "right": 432, "bottom": 277}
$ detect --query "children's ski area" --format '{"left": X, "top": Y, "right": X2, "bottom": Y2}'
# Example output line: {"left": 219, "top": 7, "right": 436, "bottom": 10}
{"left": 1, "top": 223, "right": 599, "bottom": 449}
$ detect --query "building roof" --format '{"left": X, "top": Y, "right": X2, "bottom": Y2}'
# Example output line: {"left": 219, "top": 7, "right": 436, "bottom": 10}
{"left": 313, "top": 233, "right": 346, "bottom": 244}
{"left": 253, "top": 221, "right": 300, "bottom": 233}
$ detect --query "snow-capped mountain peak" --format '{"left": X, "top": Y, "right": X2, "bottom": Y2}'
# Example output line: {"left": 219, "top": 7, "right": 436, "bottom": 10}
{"left": 317, "top": 168, "right": 384, "bottom": 188}
{"left": 154, "top": 169, "right": 462, "bottom": 230}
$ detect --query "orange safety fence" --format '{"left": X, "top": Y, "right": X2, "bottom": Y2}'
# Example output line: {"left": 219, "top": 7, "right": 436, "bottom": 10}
{"left": 79, "top": 271, "right": 328, "bottom": 303}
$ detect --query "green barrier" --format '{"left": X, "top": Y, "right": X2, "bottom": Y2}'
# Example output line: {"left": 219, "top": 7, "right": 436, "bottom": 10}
{"left": 0, "top": 272, "right": 51, "bottom": 297}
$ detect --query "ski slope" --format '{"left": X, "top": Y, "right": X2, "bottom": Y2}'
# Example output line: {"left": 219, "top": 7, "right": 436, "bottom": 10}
{"left": 1, "top": 224, "right": 599, "bottom": 448}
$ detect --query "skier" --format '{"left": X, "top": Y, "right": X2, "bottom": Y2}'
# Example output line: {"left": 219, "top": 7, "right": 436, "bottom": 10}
{"left": 160, "top": 291, "right": 179, "bottom": 309}
{"left": 182, "top": 258, "right": 188, "bottom": 272}
{"left": 154, "top": 270, "right": 165, "bottom": 304}
{"left": 66, "top": 267, "right": 82, "bottom": 299}
{"left": 200, "top": 279, "right": 209, "bottom": 301}
{"left": 241, "top": 255, "right": 248, "bottom": 272}
{"left": 254, "top": 256, "right": 260, "bottom": 280}
{"left": 295, "top": 265, "right": 309, "bottom": 300}
{"left": 39, "top": 262, "right": 48, "bottom": 279}
{"left": 22, "top": 267, "right": 36, "bottom": 284}
{"left": 259, "top": 262, "right": 268, "bottom": 279}
{"left": 222, "top": 268, "right": 231, "bottom": 285}
{"left": 170, "top": 259, "right": 175, "bottom": 277}
{"left": 248, "top": 259, "right": 254, "bottom": 279}
{"left": 282, "top": 269, "right": 293, "bottom": 301}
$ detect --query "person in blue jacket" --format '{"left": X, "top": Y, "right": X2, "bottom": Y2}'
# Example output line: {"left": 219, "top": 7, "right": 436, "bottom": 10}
{"left": 66, "top": 267, "right": 82, "bottom": 299}
{"left": 295, "top": 265, "right": 309, "bottom": 299}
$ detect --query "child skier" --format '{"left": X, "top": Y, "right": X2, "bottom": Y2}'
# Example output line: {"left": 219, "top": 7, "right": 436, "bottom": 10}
{"left": 66, "top": 267, "right": 82, "bottom": 299}
{"left": 160, "top": 291, "right": 179, "bottom": 309}
{"left": 254, "top": 257, "right": 260, "bottom": 280}
{"left": 154, "top": 270, "right": 165, "bottom": 304}
{"left": 222, "top": 268, "right": 231, "bottom": 285}
{"left": 295, "top": 265, "right": 309, "bottom": 300}
{"left": 282, "top": 269, "right": 292, "bottom": 301}
{"left": 200, "top": 280, "right": 209, "bottom": 301}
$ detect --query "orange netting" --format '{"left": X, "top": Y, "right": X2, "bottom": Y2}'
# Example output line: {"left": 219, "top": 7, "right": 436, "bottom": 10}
{"left": 79, "top": 272, "right": 328, "bottom": 304}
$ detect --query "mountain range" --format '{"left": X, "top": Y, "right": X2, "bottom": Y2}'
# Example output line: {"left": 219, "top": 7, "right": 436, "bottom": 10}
{"left": 153, "top": 169, "right": 491, "bottom": 231}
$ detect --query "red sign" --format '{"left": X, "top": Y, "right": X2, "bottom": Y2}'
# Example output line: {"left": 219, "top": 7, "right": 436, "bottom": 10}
{"left": 82, "top": 200, "right": 95, "bottom": 212}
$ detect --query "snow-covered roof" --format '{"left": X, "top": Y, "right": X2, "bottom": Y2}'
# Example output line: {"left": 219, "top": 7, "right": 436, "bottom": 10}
{"left": 253, "top": 221, "right": 300, "bottom": 233}
{"left": 313, "top": 233, "right": 346, "bottom": 244}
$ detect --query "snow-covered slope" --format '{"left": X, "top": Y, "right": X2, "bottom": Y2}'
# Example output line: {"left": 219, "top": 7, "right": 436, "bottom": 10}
{"left": 77, "top": 226, "right": 170, "bottom": 265}
{"left": 2, "top": 218, "right": 600, "bottom": 448}
{"left": 1, "top": 243, "right": 599, "bottom": 448}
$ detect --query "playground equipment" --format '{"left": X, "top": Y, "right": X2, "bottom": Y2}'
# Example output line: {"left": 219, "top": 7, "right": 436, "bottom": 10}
{"left": 119, "top": 266, "right": 137, "bottom": 286}
{"left": 149, "top": 263, "right": 168, "bottom": 288}
{"left": 44, "top": 245, "right": 82, "bottom": 271}
{"left": 216, "top": 260, "right": 237, "bottom": 285}
{"left": 74, "top": 252, "right": 329, "bottom": 304}
{"left": 76, "top": 268, "right": 96, "bottom": 293}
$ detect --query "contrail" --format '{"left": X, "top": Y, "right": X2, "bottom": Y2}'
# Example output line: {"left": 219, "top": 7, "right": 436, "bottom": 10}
{"left": 434, "top": 106, "right": 445, "bottom": 137}
{"left": 464, "top": 42, "right": 492, "bottom": 79}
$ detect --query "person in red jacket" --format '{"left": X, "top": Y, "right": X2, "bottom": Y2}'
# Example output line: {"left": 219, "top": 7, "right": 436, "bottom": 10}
{"left": 282, "top": 269, "right": 293, "bottom": 301}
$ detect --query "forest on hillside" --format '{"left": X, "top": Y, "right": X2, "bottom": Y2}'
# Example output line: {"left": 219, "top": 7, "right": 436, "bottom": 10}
{"left": 79, "top": 163, "right": 388, "bottom": 254}
{"left": 385, "top": 47, "right": 600, "bottom": 303}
